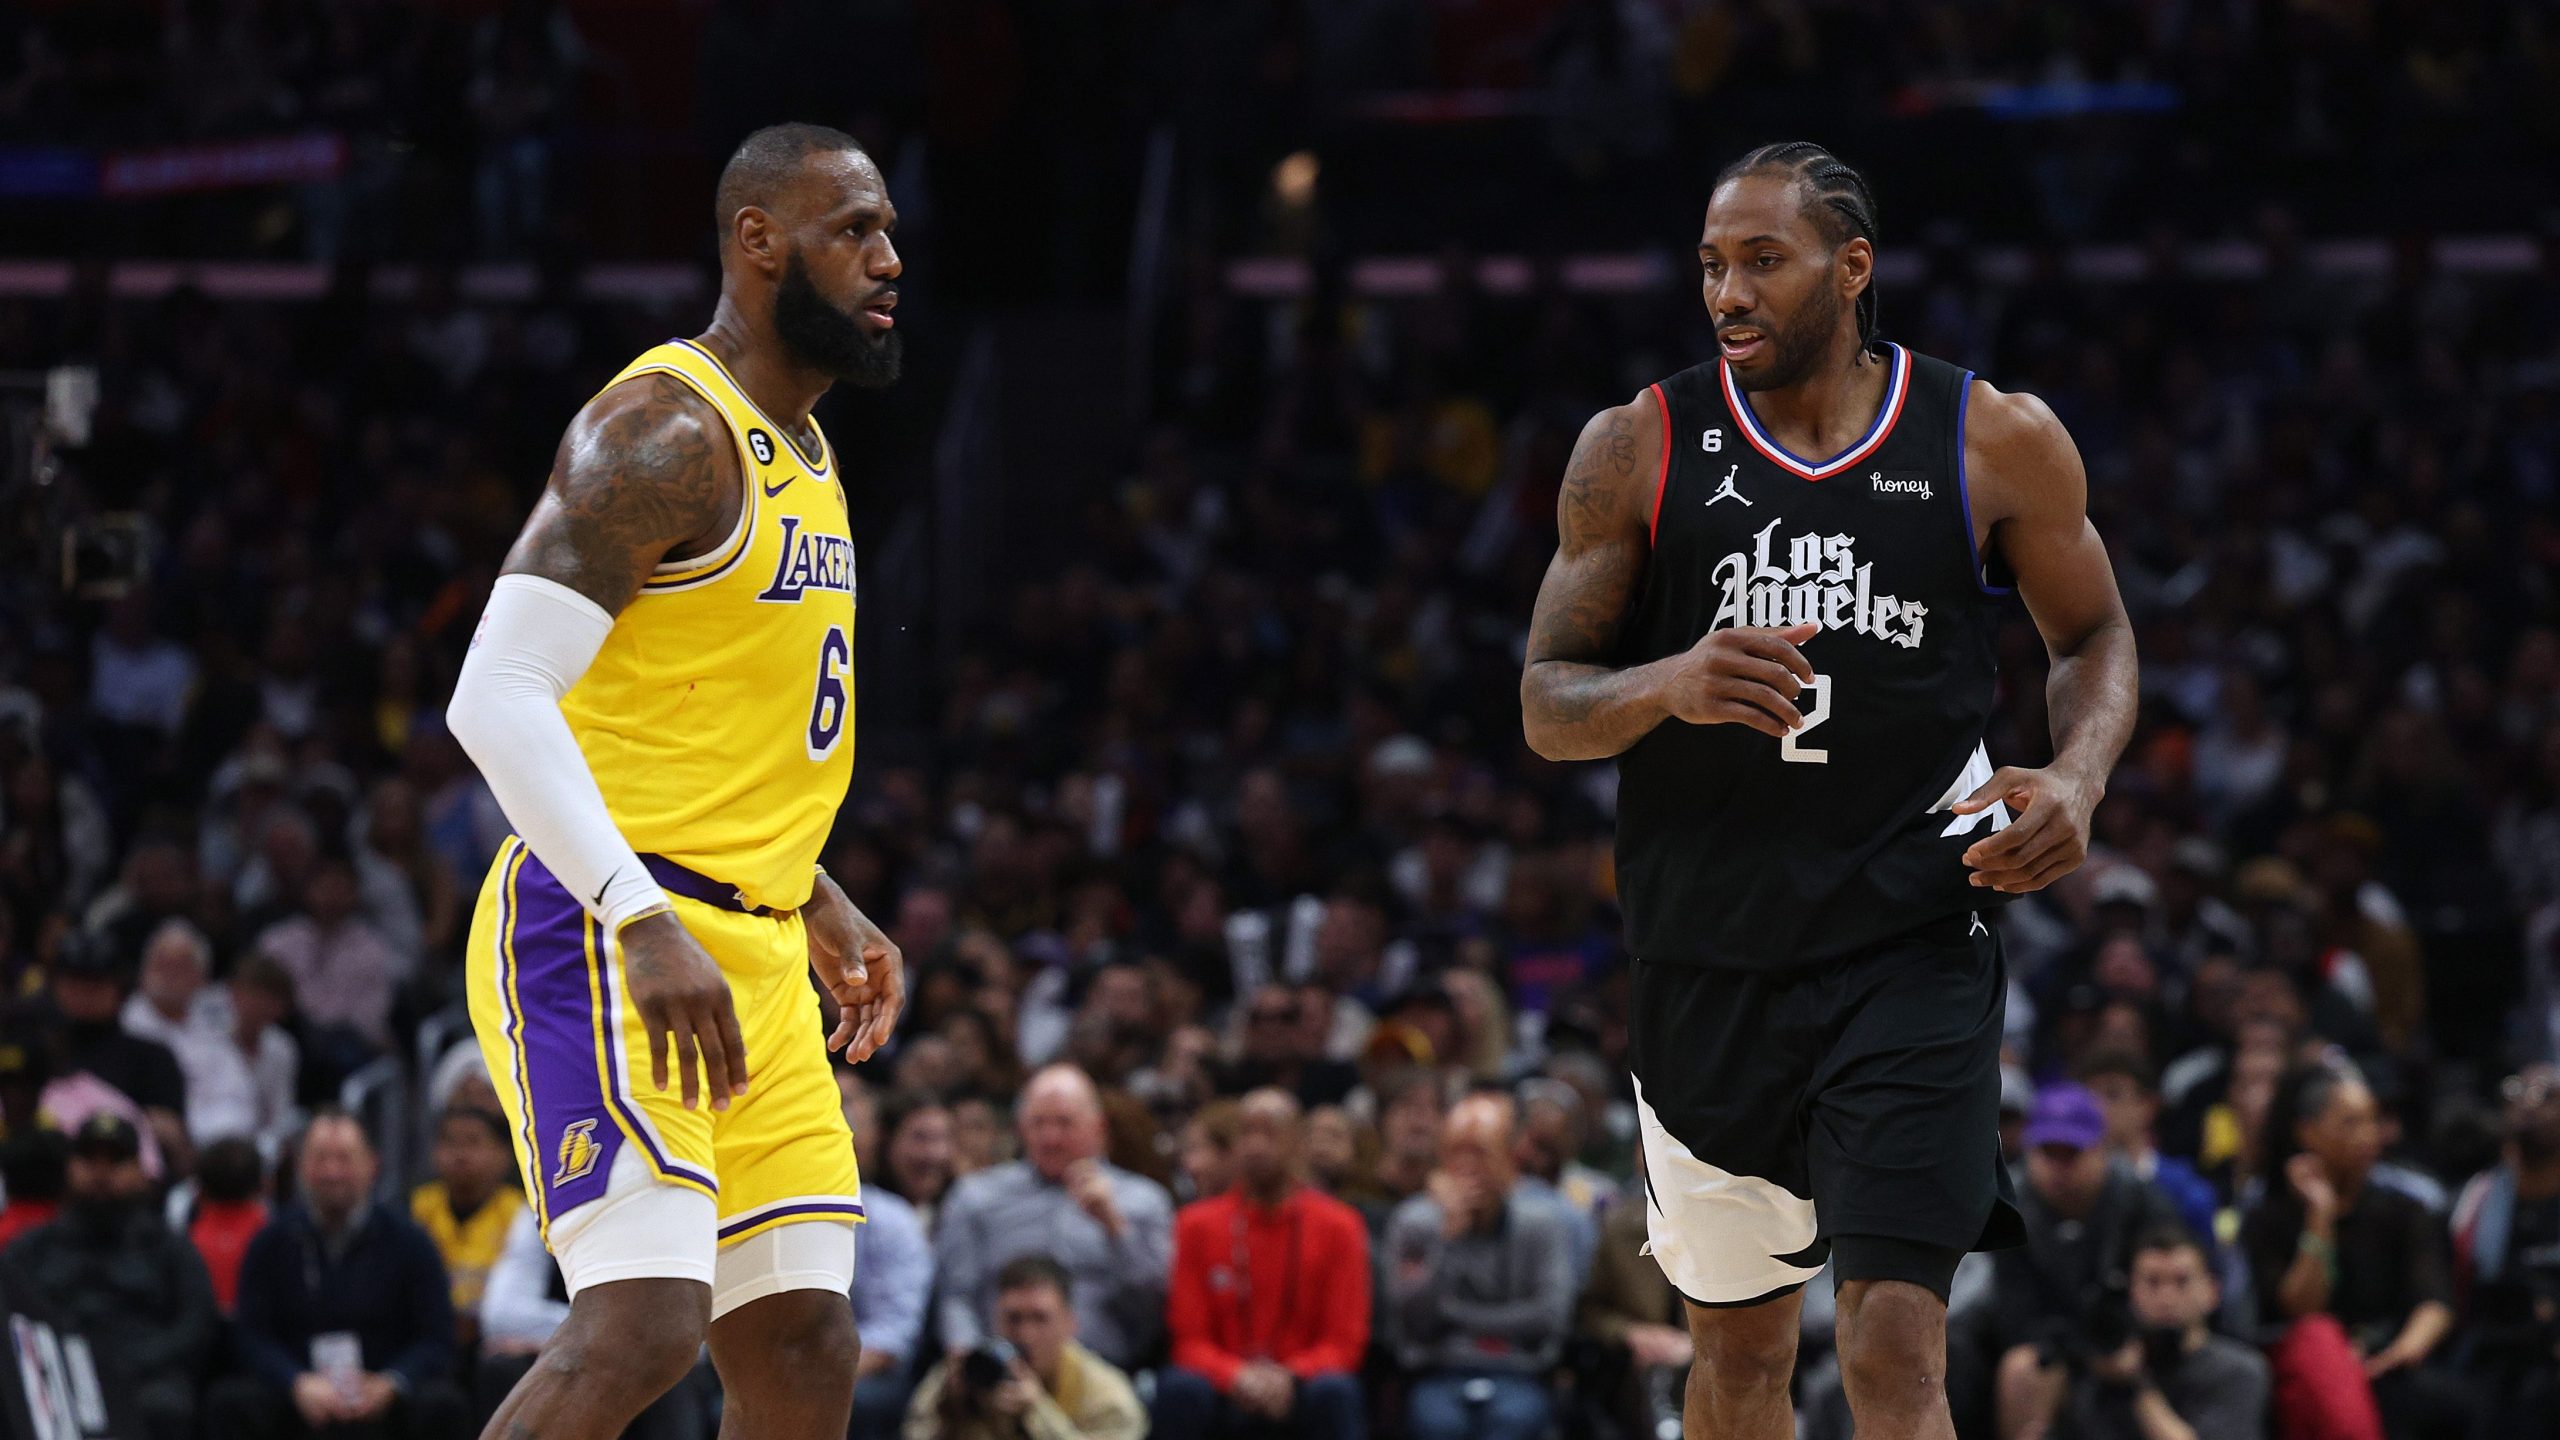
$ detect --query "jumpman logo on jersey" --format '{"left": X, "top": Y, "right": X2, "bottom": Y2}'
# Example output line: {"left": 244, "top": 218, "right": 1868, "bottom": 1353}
{"left": 1705, "top": 464, "right": 1751, "bottom": 507}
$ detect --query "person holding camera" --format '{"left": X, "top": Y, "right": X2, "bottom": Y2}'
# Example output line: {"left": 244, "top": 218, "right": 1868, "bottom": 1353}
{"left": 1987, "top": 1084, "right": 2184, "bottom": 1440}
{"left": 2452, "top": 1064, "right": 2560, "bottom": 1433}
{"left": 2006, "top": 1226, "right": 2268, "bottom": 1440}
{"left": 934, "top": 1065, "right": 1175, "bottom": 1370}
{"left": 903, "top": 1256, "right": 1146, "bottom": 1440}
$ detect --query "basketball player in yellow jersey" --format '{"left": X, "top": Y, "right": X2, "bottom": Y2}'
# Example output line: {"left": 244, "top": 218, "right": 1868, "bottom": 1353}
{"left": 443, "top": 123, "right": 908, "bottom": 1440}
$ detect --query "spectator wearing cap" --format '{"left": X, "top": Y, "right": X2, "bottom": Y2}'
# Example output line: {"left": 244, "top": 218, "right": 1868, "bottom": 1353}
{"left": 1986, "top": 1084, "right": 2184, "bottom": 1440}
{"left": 33, "top": 935, "right": 187, "bottom": 1149}
{"left": 1383, "top": 1092, "right": 1576, "bottom": 1440}
{"left": 934, "top": 1064, "right": 1176, "bottom": 1370}
{"left": 2241, "top": 1063, "right": 2468, "bottom": 1440}
{"left": 1, "top": 1113, "right": 220, "bottom": 1440}
{"left": 408, "top": 1106, "right": 521, "bottom": 1353}
{"left": 2075, "top": 1050, "right": 2220, "bottom": 1247}
{"left": 1157, "top": 1089, "right": 1370, "bottom": 1440}
{"left": 120, "top": 916, "right": 263, "bottom": 1145}
{"left": 214, "top": 1110, "right": 465, "bottom": 1440}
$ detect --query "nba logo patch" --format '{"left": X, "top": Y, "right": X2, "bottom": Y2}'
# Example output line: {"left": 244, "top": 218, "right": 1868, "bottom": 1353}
{"left": 553, "top": 1118, "right": 601, "bottom": 1185}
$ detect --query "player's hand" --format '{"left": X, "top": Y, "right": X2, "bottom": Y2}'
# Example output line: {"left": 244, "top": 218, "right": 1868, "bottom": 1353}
{"left": 1952, "top": 764, "right": 2099, "bottom": 894}
{"left": 1652, "top": 623, "right": 1818, "bottom": 737}
{"left": 621, "top": 909, "right": 748, "bottom": 1110}
{"left": 806, "top": 869, "right": 906, "bottom": 1063}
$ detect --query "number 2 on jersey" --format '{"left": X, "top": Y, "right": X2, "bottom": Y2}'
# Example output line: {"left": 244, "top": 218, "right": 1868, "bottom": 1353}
{"left": 806, "top": 624, "right": 852, "bottom": 759}
{"left": 1780, "top": 673, "right": 1833, "bottom": 763}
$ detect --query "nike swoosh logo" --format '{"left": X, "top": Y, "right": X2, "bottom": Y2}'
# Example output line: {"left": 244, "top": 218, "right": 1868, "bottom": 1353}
{"left": 592, "top": 870, "right": 616, "bottom": 907}
{"left": 762, "top": 476, "right": 795, "bottom": 498}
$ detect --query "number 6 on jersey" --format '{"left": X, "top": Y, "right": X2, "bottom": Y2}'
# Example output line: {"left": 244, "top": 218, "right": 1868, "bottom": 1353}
{"left": 807, "top": 624, "right": 852, "bottom": 759}
{"left": 1780, "top": 673, "right": 1833, "bottom": 763}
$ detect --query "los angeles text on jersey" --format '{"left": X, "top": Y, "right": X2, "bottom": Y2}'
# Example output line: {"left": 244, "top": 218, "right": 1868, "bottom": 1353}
{"left": 756, "top": 515, "right": 856, "bottom": 603}
{"left": 1709, "top": 517, "right": 1926, "bottom": 648}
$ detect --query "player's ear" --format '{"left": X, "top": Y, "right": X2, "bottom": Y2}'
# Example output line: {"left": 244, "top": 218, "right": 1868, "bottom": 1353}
{"left": 733, "top": 205, "right": 782, "bottom": 276}
{"left": 1839, "top": 235, "right": 1874, "bottom": 304}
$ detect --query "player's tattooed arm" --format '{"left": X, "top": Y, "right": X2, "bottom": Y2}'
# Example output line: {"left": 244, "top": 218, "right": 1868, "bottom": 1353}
{"left": 1520, "top": 398, "right": 1673, "bottom": 760}
{"left": 500, "top": 374, "right": 740, "bottom": 616}
{"left": 1521, "top": 396, "right": 1814, "bottom": 760}
{"left": 1948, "top": 380, "right": 2138, "bottom": 893}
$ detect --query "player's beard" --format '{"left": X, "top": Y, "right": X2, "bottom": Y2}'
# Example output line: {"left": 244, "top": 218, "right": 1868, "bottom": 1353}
{"left": 1728, "top": 281, "right": 1844, "bottom": 393}
{"left": 773, "top": 252, "right": 902, "bottom": 388}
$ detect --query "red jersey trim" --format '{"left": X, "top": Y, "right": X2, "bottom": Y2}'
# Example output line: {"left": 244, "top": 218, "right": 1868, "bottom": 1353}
{"left": 1647, "top": 382, "right": 1673, "bottom": 544}
{"left": 1719, "top": 343, "right": 1912, "bottom": 480}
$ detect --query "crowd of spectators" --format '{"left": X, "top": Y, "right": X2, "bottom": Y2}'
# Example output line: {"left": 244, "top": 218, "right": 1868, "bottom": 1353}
{"left": 6, "top": 10, "right": 2560, "bottom": 1440}
{"left": 11, "top": 0, "right": 2560, "bottom": 266}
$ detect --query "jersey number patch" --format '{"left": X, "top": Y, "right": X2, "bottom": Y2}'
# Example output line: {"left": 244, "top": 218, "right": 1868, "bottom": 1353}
{"left": 1779, "top": 673, "right": 1833, "bottom": 763}
{"left": 807, "top": 624, "right": 852, "bottom": 759}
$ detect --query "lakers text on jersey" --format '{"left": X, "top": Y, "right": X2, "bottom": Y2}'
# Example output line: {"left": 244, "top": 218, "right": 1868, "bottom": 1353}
{"left": 464, "top": 338, "right": 864, "bottom": 1244}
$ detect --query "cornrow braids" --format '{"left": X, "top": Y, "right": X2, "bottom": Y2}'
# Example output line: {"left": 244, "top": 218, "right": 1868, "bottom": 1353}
{"left": 1715, "top": 141, "right": 1883, "bottom": 352}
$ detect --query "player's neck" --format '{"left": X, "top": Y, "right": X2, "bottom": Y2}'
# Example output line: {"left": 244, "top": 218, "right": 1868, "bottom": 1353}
{"left": 1742, "top": 336, "right": 1889, "bottom": 458}
{"left": 697, "top": 301, "right": 832, "bottom": 432}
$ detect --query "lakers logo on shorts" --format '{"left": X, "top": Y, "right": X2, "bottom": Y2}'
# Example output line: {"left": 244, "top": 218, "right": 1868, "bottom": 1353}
{"left": 554, "top": 1118, "right": 602, "bottom": 1186}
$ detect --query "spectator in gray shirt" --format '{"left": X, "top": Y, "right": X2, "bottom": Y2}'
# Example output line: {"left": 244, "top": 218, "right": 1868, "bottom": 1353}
{"left": 933, "top": 1065, "right": 1174, "bottom": 1369}
{"left": 2019, "top": 1226, "right": 2270, "bottom": 1440}
{"left": 1384, "top": 1092, "right": 1576, "bottom": 1440}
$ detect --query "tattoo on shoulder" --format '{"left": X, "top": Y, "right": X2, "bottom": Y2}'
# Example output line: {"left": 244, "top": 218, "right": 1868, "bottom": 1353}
{"left": 505, "top": 374, "right": 733, "bottom": 614}
{"left": 1558, "top": 408, "right": 1641, "bottom": 537}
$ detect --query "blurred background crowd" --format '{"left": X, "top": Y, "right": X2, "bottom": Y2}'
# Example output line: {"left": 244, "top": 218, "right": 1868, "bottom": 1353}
{"left": 6, "top": 1, "right": 2560, "bottom": 1439}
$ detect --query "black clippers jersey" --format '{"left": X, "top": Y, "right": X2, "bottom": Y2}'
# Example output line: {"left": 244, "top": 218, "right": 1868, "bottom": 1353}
{"left": 1615, "top": 344, "right": 2014, "bottom": 970}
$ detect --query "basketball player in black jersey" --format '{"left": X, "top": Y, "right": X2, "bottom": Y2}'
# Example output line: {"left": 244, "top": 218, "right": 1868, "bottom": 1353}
{"left": 1521, "top": 143, "right": 2137, "bottom": 1439}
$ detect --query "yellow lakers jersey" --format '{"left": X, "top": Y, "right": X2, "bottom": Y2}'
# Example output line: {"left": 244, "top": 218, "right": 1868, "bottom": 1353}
{"left": 560, "top": 339, "right": 856, "bottom": 916}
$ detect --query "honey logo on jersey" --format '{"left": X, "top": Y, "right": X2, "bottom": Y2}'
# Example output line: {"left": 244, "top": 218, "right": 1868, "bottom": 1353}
{"left": 756, "top": 515, "right": 856, "bottom": 603}
{"left": 552, "top": 1118, "right": 601, "bottom": 1185}
{"left": 1709, "top": 517, "right": 1926, "bottom": 648}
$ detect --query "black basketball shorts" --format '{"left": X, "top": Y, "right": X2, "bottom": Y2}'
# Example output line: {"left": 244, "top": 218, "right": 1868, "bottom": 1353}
{"left": 1628, "top": 911, "right": 2024, "bottom": 1307}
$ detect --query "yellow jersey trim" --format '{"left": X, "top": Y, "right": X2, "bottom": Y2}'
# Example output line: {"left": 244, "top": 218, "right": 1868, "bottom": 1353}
{"left": 669, "top": 338, "right": 834, "bottom": 476}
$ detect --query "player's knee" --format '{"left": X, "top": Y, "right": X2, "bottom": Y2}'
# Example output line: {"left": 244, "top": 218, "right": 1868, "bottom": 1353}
{"left": 551, "top": 1282, "right": 709, "bottom": 1396}
{"left": 1835, "top": 1281, "right": 1947, "bottom": 1389}
{"left": 752, "top": 1292, "right": 861, "bottom": 1381}
{"left": 1686, "top": 1313, "right": 1797, "bottom": 1394}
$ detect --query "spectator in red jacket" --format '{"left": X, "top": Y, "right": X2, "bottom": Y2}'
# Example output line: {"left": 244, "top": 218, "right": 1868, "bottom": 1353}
{"left": 1155, "top": 1088, "right": 1370, "bottom": 1440}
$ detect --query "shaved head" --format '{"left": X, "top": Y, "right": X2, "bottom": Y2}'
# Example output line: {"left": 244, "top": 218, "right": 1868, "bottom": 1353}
{"left": 708, "top": 121, "right": 903, "bottom": 388}
{"left": 1021, "top": 1064, "right": 1108, "bottom": 1181}
{"left": 715, "top": 123, "right": 867, "bottom": 244}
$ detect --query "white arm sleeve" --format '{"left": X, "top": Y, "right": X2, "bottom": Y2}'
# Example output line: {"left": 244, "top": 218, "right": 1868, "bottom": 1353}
{"left": 446, "top": 573, "right": 668, "bottom": 930}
